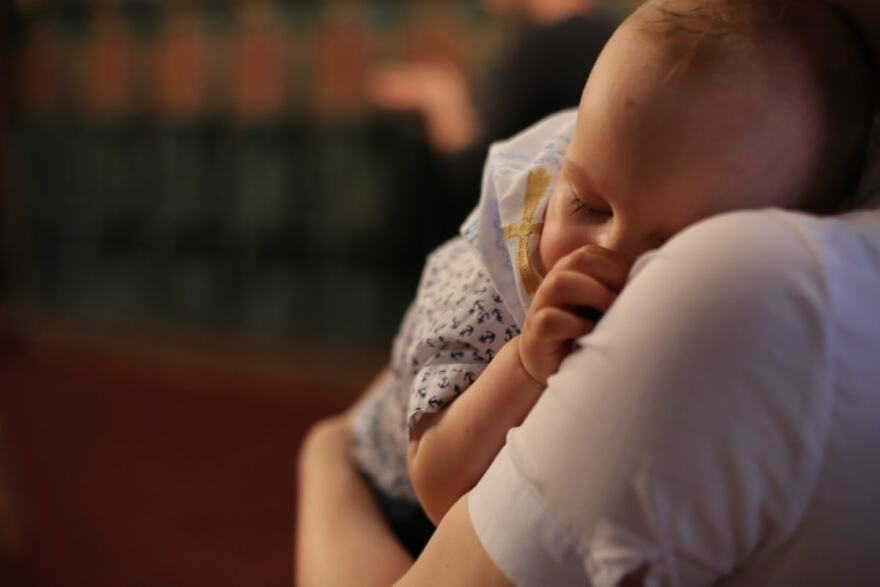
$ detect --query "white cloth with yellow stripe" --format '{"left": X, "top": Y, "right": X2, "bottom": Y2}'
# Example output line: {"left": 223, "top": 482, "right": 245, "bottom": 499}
{"left": 462, "top": 109, "right": 578, "bottom": 326}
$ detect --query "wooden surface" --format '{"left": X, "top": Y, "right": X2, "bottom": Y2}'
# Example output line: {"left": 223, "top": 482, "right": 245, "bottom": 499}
{"left": 0, "top": 331, "right": 373, "bottom": 587}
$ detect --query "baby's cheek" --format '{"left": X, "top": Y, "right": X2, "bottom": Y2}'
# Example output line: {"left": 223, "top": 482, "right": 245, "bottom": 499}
{"left": 538, "top": 226, "right": 588, "bottom": 275}
{"left": 536, "top": 232, "right": 559, "bottom": 277}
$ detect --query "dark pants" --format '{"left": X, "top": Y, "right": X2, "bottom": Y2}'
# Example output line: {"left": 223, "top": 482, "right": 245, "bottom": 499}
{"left": 361, "top": 473, "right": 435, "bottom": 558}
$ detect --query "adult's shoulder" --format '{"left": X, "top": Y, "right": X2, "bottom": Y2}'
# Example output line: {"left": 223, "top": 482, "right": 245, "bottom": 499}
{"left": 645, "top": 207, "right": 880, "bottom": 310}
{"left": 610, "top": 207, "right": 880, "bottom": 408}
{"left": 431, "top": 209, "right": 880, "bottom": 587}
{"left": 646, "top": 209, "right": 826, "bottom": 280}
{"left": 484, "top": 210, "right": 859, "bottom": 586}
{"left": 622, "top": 209, "right": 834, "bottom": 330}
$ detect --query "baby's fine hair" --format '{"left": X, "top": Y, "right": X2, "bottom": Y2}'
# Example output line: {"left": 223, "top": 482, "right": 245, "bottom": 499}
{"left": 639, "top": 0, "right": 875, "bottom": 211}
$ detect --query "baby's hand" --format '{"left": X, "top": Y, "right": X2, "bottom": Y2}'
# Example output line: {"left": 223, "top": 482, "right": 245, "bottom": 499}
{"left": 519, "top": 245, "right": 631, "bottom": 385}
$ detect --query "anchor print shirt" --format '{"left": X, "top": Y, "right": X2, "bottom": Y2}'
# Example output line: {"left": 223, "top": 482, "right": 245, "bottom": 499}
{"left": 351, "top": 238, "right": 520, "bottom": 502}
{"left": 350, "top": 110, "right": 578, "bottom": 503}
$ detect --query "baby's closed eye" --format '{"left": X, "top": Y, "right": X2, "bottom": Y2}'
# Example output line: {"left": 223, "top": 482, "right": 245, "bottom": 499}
{"left": 567, "top": 187, "right": 611, "bottom": 224}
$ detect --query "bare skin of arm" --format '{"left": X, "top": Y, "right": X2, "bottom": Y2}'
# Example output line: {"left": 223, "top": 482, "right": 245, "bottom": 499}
{"left": 295, "top": 370, "right": 412, "bottom": 587}
{"left": 407, "top": 337, "right": 545, "bottom": 524}
{"left": 295, "top": 394, "right": 512, "bottom": 587}
{"left": 408, "top": 246, "right": 628, "bottom": 524}
{"left": 393, "top": 495, "right": 514, "bottom": 587}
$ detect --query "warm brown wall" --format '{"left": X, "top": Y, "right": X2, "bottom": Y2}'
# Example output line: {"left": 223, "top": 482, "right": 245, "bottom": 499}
{"left": 0, "top": 333, "right": 365, "bottom": 587}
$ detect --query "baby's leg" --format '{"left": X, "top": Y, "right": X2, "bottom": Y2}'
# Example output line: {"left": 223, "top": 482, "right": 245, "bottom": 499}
{"left": 295, "top": 415, "right": 412, "bottom": 587}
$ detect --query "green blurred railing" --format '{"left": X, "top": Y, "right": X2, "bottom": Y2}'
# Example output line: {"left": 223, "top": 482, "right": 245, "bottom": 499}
{"left": 8, "top": 1, "right": 503, "bottom": 351}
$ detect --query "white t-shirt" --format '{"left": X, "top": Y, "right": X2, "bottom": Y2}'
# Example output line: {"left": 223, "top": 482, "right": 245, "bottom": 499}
{"left": 470, "top": 208, "right": 880, "bottom": 586}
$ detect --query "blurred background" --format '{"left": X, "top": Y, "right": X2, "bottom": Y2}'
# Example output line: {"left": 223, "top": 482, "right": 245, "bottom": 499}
{"left": 0, "top": 0, "right": 635, "bottom": 585}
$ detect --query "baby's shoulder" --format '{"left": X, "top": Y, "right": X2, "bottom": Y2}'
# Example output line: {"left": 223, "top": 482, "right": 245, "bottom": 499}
{"left": 406, "top": 237, "right": 519, "bottom": 356}
{"left": 418, "top": 237, "right": 491, "bottom": 297}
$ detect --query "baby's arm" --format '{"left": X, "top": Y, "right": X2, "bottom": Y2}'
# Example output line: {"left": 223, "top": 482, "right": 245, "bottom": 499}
{"left": 407, "top": 337, "right": 543, "bottom": 525}
{"left": 408, "top": 245, "right": 630, "bottom": 524}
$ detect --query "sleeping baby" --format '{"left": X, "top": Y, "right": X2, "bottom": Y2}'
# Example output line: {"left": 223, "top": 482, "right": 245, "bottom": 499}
{"left": 349, "top": 0, "right": 874, "bottom": 555}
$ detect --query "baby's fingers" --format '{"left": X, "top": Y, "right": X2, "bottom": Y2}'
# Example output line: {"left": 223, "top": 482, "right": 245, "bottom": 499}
{"left": 526, "top": 306, "right": 594, "bottom": 343}
{"left": 554, "top": 245, "right": 631, "bottom": 293}
{"left": 533, "top": 270, "right": 618, "bottom": 315}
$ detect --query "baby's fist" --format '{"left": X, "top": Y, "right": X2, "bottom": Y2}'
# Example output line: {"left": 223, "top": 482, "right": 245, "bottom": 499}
{"left": 519, "top": 245, "right": 630, "bottom": 385}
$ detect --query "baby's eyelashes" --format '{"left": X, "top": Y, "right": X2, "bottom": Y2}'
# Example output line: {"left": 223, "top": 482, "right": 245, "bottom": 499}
{"left": 567, "top": 190, "right": 611, "bottom": 224}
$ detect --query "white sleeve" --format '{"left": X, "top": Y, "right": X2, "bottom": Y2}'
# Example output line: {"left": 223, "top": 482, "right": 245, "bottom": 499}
{"left": 470, "top": 211, "right": 833, "bottom": 587}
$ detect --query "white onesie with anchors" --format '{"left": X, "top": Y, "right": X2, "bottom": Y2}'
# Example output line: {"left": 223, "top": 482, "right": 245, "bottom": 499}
{"left": 350, "top": 110, "right": 578, "bottom": 529}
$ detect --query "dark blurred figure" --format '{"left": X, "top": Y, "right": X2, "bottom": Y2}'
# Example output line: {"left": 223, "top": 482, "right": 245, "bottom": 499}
{"left": 1, "top": 2, "right": 11, "bottom": 332}
{"left": 368, "top": 0, "right": 616, "bottom": 274}
{"left": 0, "top": 3, "right": 25, "bottom": 581}
{"left": 1, "top": 0, "right": 25, "bottom": 351}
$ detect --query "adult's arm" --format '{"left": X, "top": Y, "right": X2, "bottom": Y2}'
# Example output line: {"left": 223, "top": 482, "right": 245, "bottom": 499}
{"left": 397, "top": 210, "right": 834, "bottom": 586}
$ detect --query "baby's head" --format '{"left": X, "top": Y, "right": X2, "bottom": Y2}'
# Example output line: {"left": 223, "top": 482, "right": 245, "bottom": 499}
{"left": 539, "top": 0, "right": 874, "bottom": 272}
